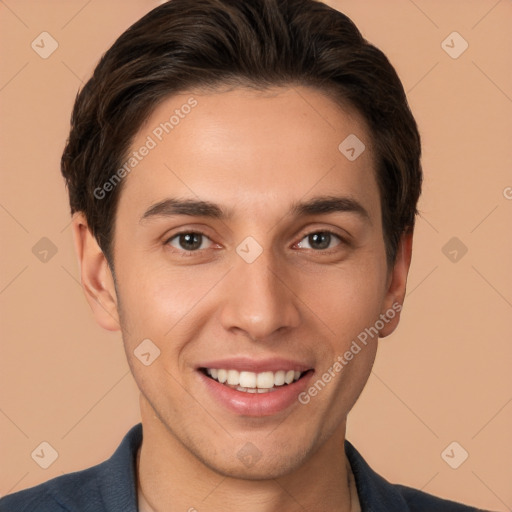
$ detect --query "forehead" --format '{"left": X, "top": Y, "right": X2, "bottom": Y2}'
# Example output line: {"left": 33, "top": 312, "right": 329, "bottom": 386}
{"left": 119, "top": 86, "right": 380, "bottom": 223}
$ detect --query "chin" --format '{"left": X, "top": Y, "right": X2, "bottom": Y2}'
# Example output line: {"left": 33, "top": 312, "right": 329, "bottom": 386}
{"left": 202, "top": 439, "right": 312, "bottom": 481}
{"left": 207, "top": 454, "right": 305, "bottom": 481}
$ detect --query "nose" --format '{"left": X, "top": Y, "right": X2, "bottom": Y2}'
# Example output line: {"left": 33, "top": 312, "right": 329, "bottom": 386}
{"left": 219, "top": 250, "right": 301, "bottom": 342}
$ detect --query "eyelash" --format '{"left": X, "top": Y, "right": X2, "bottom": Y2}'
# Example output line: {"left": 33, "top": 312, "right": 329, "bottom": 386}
{"left": 295, "top": 231, "right": 346, "bottom": 252}
{"left": 165, "top": 231, "right": 214, "bottom": 255}
{"left": 164, "top": 229, "right": 348, "bottom": 256}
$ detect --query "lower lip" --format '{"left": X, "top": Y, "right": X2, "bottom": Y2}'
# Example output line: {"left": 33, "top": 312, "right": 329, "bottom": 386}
{"left": 198, "top": 370, "right": 314, "bottom": 417}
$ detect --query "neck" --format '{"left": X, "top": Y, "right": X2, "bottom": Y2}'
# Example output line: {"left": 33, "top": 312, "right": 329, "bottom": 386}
{"left": 136, "top": 396, "right": 358, "bottom": 512}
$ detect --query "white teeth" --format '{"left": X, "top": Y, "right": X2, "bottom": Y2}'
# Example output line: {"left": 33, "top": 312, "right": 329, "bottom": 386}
{"left": 239, "top": 371, "right": 256, "bottom": 388}
{"left": 256, "top": 371, "right": 274, "bottom": 389}
{"left": 204, "top": 368, "right": 305, "bottom": 390}
{"left": 234, "top": 385, "right": 278, "bottom": 394}
{"left": 274, "top": 370, "right": 285, "bottom": 386}
{"left": 227, "top": 369, "right": 239, "bottom": 385}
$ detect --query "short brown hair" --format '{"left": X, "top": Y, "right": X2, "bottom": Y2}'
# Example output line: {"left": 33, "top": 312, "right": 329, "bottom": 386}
{"left": 61, "top": 0, "right": 422, "bottom": 266}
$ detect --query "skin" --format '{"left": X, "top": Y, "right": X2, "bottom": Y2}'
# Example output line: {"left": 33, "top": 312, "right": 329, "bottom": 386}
{"left": 73, "top": 86, "right": 413, "bottom": 511}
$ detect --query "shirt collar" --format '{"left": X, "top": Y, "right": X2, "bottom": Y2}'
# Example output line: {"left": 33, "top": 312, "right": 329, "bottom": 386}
{"left": 97, "top": 423, "right": 408, "bottom": 512}
{"left": 345, "top": 439, "right": 409, "bottom": 511}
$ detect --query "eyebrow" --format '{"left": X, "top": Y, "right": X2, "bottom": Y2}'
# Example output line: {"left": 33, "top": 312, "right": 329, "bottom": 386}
{"left": 141, "top": 198, "right": 227, "bottom": 222}
{"left": 140, "top": 195, "right": 370, "bottom": 224}
{"left": 290, "top": 195, "right": 370, "bottom": 222}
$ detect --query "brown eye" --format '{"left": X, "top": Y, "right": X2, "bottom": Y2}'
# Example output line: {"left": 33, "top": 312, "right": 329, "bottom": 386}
{"left": 297, "top": 231, "right": 341, "bottom": 251}
{"left": 167, "top": 232, "right": 211, "bottom": 251}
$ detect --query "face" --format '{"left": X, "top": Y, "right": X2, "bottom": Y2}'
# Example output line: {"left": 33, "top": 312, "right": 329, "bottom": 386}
{"left": 76, "top": 86, "right": 410, "bottom": 480}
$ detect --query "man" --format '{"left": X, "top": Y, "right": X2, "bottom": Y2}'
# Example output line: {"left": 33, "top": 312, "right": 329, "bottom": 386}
{"left": 0, "top": 0, "right": 490, "bottom": 510}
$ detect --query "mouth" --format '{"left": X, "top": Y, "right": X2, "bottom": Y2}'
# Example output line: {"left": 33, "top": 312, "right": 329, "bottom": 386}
{"left": 200, "top": 367, "right": 311, "bottom": 394}
{"left": 196, "top": 357, "right": 315, "bottom": 416}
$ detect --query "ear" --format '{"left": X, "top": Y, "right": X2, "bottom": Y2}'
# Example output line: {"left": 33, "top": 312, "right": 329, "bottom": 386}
{"left": 71, "top": 212, "right": 120, "bottom": 331}
{"left": 379, "top": 230, "right": 413, "bottom": 338}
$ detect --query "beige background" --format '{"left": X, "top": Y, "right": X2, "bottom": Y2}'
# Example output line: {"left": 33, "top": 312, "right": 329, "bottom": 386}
{"left": 0, "top": 0, "right": 511, "bottom": 510}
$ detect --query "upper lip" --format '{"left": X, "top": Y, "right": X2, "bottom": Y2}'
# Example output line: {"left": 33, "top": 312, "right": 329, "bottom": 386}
{"left": 196, "top": 357, "right": 313, "bottom": 373}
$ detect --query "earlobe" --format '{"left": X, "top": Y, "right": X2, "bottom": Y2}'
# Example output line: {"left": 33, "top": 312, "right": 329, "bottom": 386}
{"left": 71, "top": 213, "right": 121, "bottom": 332}
{"left": 379, "top": 230, "right": 413, "bottom": 338}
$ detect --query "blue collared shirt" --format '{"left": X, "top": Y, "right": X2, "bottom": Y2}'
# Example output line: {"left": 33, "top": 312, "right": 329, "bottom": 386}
{"left": 0, "top": 423, "right": 490, "bottom": 511}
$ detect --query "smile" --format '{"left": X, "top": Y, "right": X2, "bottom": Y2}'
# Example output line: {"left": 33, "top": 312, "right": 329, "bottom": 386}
{"left": 202, "top": 368, "right": 306, "bottom": 393}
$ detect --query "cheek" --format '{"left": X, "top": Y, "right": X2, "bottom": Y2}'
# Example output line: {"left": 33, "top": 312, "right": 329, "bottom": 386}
{"left": 298, "top": 260, "right": 387, "bottom": 341}
{"left": 115, "top": 259, "right": 223, "bottom": 347}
